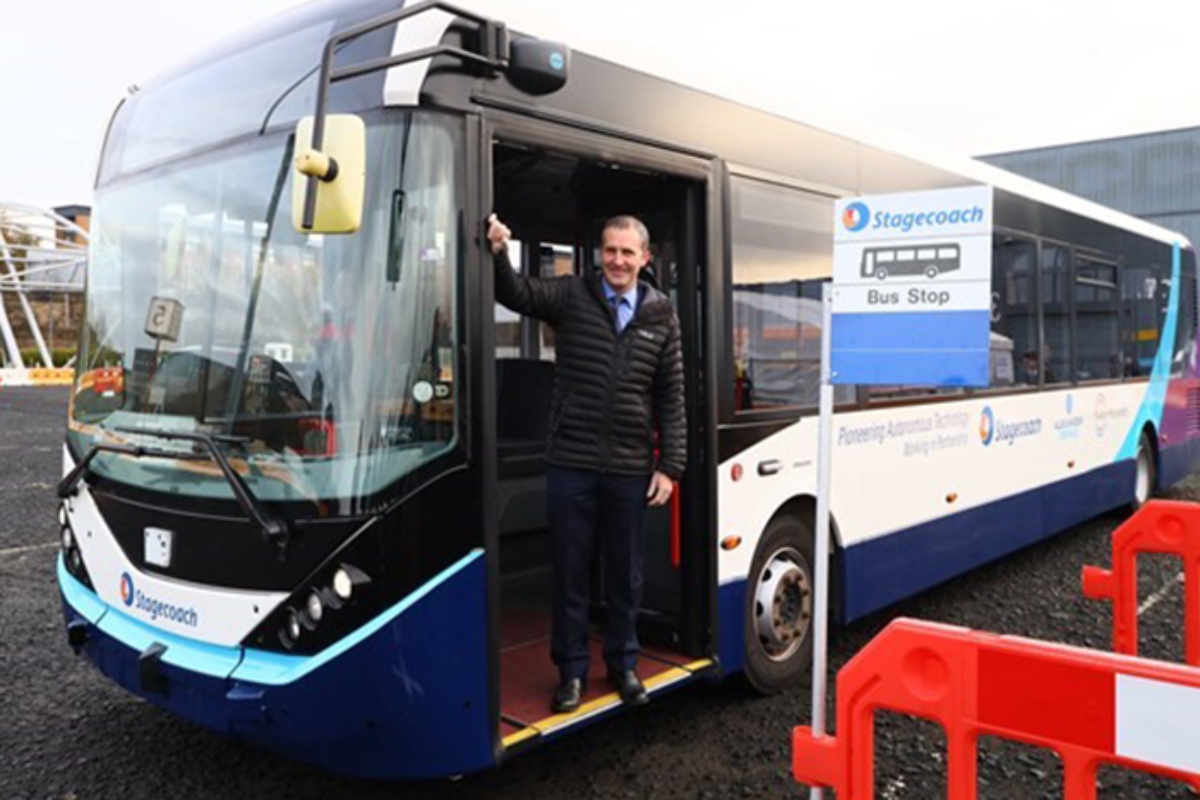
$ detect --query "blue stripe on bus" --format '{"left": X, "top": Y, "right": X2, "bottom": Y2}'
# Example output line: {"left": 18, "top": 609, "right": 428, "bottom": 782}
{"left": 714, "top": 459, "right": 1141, "bottom": 663}
{"left": 95, "top": 598, "right": 243, "bottom": 679}
{"left": 57, "top": 555, "right": 108, "bottom": 624}
{"left": 59, "top": 548, "right": 487, "bottom": 684}
{"left": 832, "top": 310, "right": 992, "bottom": 387}
{"left": 62, "top": 547, "right": 494, "bottom": 779}
{"left": 717, "top": 580, "right": 745, "bottom": 676}
{"left": 1117, "top": 241, "right": 1181, "bottom": 460}
{"left": 839, "top": 460, "right": 1133, "bottom": 621}
{"left": 232, "top": 548, "right": 485, "bottom": 685}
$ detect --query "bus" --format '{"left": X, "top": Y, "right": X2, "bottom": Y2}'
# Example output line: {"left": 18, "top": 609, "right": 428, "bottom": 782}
{"left": 56, "top": 0, "right": 1200, "bottom": 781}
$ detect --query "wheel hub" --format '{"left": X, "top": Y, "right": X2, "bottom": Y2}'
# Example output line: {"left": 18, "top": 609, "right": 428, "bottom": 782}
{"left": 754, "top": 549, "right": 812, "bottom": 662}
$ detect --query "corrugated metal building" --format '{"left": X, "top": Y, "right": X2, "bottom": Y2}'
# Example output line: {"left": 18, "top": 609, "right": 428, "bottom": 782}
{"left": 981, "top": 127, "right": 1200, "bottom": 247}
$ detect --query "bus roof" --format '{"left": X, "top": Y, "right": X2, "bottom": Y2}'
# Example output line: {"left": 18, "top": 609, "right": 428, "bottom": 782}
{"left": 434, "top": 0, "right": 1191, "bottom": 251}
{"left": 122, "top": 0, "right": 1192, "bottom": 252}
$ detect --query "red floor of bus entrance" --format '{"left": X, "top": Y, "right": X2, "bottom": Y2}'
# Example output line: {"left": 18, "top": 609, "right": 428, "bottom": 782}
{"left": 498, "top": 608, "right": 698, "bottom": 742}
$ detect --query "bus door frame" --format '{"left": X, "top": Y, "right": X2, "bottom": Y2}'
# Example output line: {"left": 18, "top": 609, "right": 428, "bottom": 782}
{"left": 473, "top": 109, "right": 722, "bottom": 729}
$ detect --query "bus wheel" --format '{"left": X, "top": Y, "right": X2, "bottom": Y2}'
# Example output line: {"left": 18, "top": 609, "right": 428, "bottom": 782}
{"left": 744, "top": 514, "right": 814, "bottom": 694}
{"left": 925, "top": 265, "right": 939, "bottom": 278}
{"left": 874, "top": 268, "right": 888, "bottom": 280}
{"left": 1132, "top": 432, "right": 1156, "bottom": 510}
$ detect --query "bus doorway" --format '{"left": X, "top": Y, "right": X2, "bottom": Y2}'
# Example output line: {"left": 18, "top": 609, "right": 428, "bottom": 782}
{"left": 487, "top": 134, "right": 713, "bottom": 739}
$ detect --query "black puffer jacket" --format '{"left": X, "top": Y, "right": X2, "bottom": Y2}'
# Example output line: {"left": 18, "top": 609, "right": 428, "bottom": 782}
{"left": 494, "top": 251, "right": 687, "bottom": 479}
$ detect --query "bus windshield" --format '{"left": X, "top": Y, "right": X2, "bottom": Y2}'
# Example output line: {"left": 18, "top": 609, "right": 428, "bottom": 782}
{"left": 70, "top": 111, "right": 462, "bottom": 514}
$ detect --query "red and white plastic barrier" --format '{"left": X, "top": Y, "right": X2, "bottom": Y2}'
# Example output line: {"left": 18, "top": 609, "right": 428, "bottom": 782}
{"left": 0, "top": 367, "right": 73, "bottom": 387}
{"left": 1082, "top": 500, "right": 1200, "bottom": 665}
{"left": 793, "top": 618, "right": 1200, "bottom": 799}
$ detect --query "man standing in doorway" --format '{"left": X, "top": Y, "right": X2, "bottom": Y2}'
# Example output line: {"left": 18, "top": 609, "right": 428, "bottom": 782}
{"left": 487, "top": 213, "right": 686, "bottom": 713}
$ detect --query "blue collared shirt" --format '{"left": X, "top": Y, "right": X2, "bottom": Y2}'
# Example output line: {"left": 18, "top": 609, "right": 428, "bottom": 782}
{"left": 603, "top": 281, "right": 637, "bottom": 334}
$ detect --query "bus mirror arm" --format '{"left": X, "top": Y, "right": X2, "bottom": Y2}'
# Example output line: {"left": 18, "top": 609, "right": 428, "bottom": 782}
{"left": 299, "top": 1, "right": 514, "bottom": 231}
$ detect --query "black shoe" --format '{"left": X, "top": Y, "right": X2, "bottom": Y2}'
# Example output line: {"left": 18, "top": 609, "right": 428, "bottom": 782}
{"left": 551, "top": 677, "right": 585, "bottom": 713}
{"left": 608, "top": 670, "right": 648, "bottom": 706}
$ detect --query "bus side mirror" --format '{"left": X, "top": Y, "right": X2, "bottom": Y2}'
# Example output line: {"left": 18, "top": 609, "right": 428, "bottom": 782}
{"left": 292, "top": 114, "right": 366, "bottom": 234}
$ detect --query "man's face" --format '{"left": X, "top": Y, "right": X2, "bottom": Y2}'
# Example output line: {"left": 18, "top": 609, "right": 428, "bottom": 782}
{"left": 600, "top": 225, "right": 649, "bottom": 293}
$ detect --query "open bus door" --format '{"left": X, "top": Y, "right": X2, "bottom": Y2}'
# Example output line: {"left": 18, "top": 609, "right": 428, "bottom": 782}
{"left": 478, "top": 115, "right": 717, "bottom": 752}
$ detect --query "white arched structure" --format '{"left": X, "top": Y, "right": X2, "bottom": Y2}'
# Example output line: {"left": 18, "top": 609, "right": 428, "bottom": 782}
{"left": 0, "top": 202, "right": 88, "bottom": 369}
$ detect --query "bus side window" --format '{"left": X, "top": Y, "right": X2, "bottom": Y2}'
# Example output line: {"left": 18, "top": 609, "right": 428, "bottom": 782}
{"left": 729, "top": 176, "right": 852, "bottom": 413}
{"left": 1074, "top": 256, "right": 1119, "bottom": 381}
{"left": 992, "top": 235, "right": 1038, "bottom": 387}
{"left": 1040, "top": 243, "right": 1072, "bottom": 385}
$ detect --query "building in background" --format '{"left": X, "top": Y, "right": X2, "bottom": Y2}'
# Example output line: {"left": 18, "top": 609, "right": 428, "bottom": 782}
{"left": 981, "top": 127, "right": 1200, "bottom": 247}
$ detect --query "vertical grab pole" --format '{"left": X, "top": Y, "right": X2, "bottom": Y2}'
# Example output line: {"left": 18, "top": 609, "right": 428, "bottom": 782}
{"left": 809, "top": 282, "right": 836, "bottom": 800}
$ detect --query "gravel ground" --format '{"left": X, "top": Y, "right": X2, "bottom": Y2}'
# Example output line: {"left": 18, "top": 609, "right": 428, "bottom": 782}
{"left": 0, "top": 386, "right": 1196, "bottom": 799}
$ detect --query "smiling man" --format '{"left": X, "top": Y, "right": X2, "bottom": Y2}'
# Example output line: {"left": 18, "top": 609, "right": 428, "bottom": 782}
{"left": 487, "top": 213, "right": 686, "bottom": 713}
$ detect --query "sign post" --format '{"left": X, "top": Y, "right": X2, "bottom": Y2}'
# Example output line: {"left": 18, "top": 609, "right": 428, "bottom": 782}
{"left": 808, "top": 186, "right": 994, "bottom": 800}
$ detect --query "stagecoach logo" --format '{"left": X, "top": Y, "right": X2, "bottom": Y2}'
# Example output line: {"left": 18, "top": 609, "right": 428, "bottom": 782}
{"left": 979, "top": 407, "right": 995, "bottom": 446}
{"left": 842, "top": 201, "right": 870, "bottom": 233}
{"left": 119, "top": 572, "right": 134, "bottom": 607}
{"left": 979, "top": 406, "right": 1043, "bottom": 447}
{"left": 116, "top": 572, "right": 199, "bottom": 628}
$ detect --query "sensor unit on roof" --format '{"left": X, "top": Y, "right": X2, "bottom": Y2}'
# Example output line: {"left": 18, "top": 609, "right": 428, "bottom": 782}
{"left": 506, "top": 38, "right": 570, "bottom": 95}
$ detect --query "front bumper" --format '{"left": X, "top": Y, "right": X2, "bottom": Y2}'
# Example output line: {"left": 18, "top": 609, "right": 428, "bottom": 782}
{"left": 58, "top": 551, "right": 494, "bottom": 780}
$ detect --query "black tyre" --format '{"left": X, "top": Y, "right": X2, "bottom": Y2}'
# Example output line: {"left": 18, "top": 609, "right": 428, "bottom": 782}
{"left": 744, "top": 513, "right": 816, "bottom": 694}
{"left": 1132, "top": 431, "right": 1157, "bottom": 511}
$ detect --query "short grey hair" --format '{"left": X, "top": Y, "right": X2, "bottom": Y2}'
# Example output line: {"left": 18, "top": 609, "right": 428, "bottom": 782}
{"left": 603, "top": 215, "right": 650, "bottom": 251}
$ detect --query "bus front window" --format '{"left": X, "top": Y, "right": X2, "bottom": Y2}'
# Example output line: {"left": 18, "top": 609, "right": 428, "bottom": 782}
{"left": 70, "top": 112, "right": 463, "bottom": 515}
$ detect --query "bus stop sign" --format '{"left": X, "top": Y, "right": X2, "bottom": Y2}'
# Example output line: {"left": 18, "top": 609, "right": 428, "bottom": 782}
{"left": 831, "top": 186, "right": 993, "bottom": 387}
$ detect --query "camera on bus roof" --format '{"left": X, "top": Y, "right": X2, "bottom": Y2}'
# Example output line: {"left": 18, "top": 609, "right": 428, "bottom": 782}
{"left": 506, "top": 38, "right": 570, "bottom": 95}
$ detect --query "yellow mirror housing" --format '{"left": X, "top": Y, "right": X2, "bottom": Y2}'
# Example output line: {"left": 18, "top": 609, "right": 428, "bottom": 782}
{"left": 292, "top": 115, "right": 366, "bottom": 234}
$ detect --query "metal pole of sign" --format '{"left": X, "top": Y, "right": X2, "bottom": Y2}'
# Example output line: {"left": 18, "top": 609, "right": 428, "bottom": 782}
{"left": 809, "top": 281, "right": 836, "bottom": 800}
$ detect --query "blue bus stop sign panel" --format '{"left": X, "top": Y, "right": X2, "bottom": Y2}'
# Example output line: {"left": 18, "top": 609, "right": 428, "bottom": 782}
{"left": 831, "top": 186, "right": 994, "bottom": 388}
{"left": 831, "top": 309, "right": 991, "bottom": 386}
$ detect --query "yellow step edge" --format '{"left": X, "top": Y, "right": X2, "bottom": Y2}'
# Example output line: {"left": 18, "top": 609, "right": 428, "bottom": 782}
{"left": 501, "top": 659, "right": 716, "bottom": 749}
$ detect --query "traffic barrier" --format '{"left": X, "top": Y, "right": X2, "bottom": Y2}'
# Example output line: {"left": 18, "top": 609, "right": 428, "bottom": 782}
{"left": 792, "top": 618, "right": 1200, "bottom": 799}
{"left": 1081, "top": 500, "right": 1200, "bottom": 665}
{"left": 0, "top": 367, "right": 73, "bottom": 387}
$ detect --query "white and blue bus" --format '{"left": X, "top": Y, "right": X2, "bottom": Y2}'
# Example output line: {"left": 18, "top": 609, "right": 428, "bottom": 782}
{"left": 56, "top": 0, "right": 1200, "bottom": 780}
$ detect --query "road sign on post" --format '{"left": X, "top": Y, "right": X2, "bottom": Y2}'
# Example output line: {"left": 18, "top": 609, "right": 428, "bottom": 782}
{"left": 831, "top": 186, "right": 994, "bottom": 387}
{"left": 809, "top": 186, "right": 995, "bottom": 800}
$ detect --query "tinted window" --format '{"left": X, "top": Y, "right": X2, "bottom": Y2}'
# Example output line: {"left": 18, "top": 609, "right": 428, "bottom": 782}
{"left": 1074, "top": 256, "right": 1120, "bottom": 381}
{"left": 991, "top": 236, "right": 1038, "bottom": 387}
{"left": 730, "top": 178, "right": 849, "bottom": 411}
{"left": 1040, "top": 244, "right": 1072, "bottom": 384}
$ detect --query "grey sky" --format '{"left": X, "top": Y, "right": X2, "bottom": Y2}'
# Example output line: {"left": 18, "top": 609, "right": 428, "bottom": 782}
{"left": 4, "top": 0, "right": 1197, "bottom": 210}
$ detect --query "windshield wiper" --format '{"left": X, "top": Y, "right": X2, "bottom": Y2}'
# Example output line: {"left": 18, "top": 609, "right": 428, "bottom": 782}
{"left": 59, "top": 427, "right": 290, "bottom": 555}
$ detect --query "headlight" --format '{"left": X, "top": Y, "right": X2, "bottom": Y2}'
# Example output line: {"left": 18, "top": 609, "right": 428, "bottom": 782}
{"left": 332, "top": 568, "right": 353, "bottom": 601}
{"left": 58, "top": 504, "right": 68, "bottom": 528}
{"left": 332, "top": 563, "right": 371, "bottom": 601}
{"left": 61, "top": 526, "right": 74, "bottom": 551}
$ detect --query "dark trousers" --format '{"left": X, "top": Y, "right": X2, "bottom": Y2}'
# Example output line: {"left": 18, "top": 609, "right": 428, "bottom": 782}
{"left": 547, "top": 466, "right": 651, "bottom": 680}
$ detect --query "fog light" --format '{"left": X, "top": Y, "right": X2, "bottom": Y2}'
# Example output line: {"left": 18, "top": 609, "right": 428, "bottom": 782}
{"left": 306, "top": 591, "right": 323, "bottom": 624}
{"left": 68, "top": 548, "right": 82, "bottom": 573}
{"left": 61, "top": 526, "right": 74, "bottom": 551}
